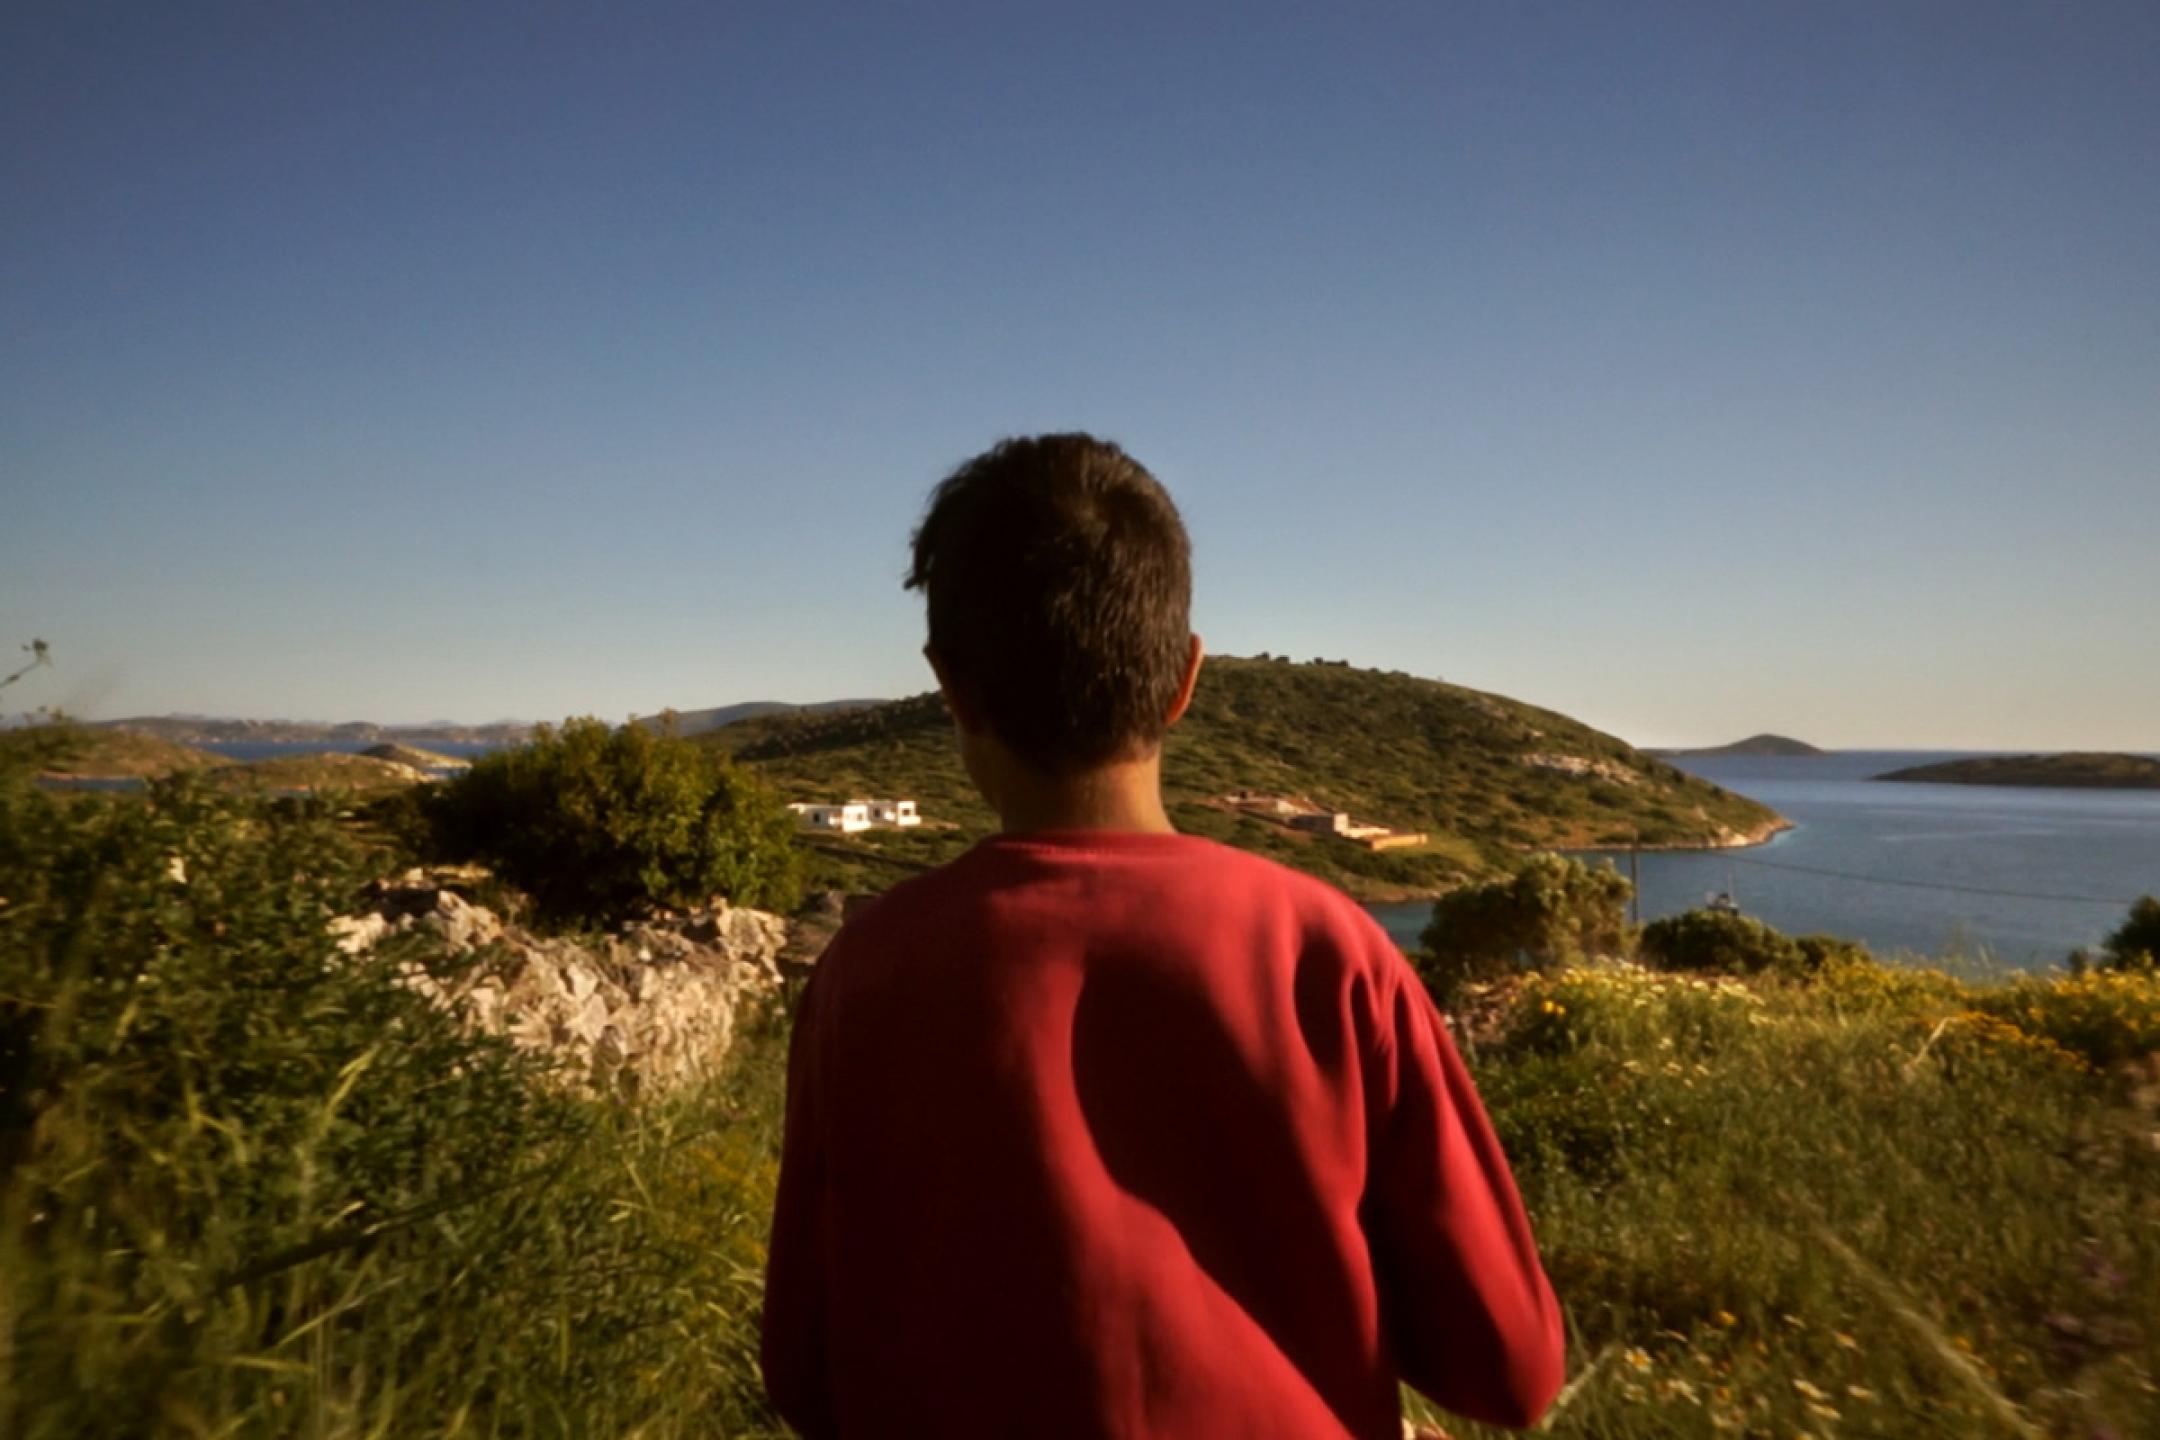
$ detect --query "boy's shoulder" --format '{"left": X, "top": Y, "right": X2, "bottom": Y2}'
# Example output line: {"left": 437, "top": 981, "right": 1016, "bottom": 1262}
{"left": 825, "top": 831, "right": 1402, "bottom": 975}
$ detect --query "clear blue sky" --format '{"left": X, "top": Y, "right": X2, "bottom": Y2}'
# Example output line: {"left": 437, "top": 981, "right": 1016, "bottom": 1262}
{"left": 5, "top": 1, "right": 2155, "bottom": 748}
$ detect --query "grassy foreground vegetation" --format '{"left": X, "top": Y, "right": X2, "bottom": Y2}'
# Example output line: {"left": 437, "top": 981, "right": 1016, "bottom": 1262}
{"left": 4, "top": 730, "right": 2155, "bottom": 1435}
{"left": 1410, "top": 861, "right": 2160, "bottom": 1437}
{"left": 1423, "top": 954, "right": 2160, "bottom": 1439}
{"left": 0, "top": 764, "right": 796, "bottom": 1439}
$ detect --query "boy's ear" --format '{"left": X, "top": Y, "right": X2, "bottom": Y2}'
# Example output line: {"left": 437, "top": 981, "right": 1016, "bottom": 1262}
{"left": 924, "top": 645, "right": 986, "bottom": 735}
{"left": 1164, "top": 633, "right": 1204, "bottom": 729}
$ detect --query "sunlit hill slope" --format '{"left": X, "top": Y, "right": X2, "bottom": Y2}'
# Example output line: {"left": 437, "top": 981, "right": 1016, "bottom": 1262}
{"left": 705, "top": 656, "right": 1786, "bottom": 899}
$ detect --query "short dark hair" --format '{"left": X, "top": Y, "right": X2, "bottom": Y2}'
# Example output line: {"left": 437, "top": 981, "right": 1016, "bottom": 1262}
{"left": 906, "top": 433, "right": 1192, "bottom": 775}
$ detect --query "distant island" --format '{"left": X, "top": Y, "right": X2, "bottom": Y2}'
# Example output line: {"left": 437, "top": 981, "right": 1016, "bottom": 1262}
{"left": 1653, "top": 733, "right": 1826, "bottom": 759}
{"left": 1876, "top": 752, "right": 2160, "bottom": 790}
{"left": 93, "top": 716, "right": 531, "bottom": 745}
{"left": 631, "top": 699, "right": 883, "bottom": 738}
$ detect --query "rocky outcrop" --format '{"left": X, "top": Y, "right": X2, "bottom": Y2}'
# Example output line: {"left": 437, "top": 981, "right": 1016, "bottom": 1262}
{"left": 332, "top": 872, "right": 789, "bottom": 1095}
{"left": 361, "top": 742, "right": 471, "bottom": 770}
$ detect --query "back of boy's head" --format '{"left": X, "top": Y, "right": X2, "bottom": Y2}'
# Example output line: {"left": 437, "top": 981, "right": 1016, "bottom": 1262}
{"left": 906, "top": 433, "right": 1192, "bottom": 777}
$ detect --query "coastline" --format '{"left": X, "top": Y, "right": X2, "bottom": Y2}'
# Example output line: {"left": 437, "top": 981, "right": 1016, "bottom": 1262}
{"left": 1597, "top": 817, "right": 1795, "bottom": 853}
{"left": 1338, "top": 816, "right": 1795, "bottom": 905}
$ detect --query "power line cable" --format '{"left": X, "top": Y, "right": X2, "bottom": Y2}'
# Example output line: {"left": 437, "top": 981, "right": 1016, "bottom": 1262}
{"left": 1717, "top": 852, "right": 2140, "bottom": 908}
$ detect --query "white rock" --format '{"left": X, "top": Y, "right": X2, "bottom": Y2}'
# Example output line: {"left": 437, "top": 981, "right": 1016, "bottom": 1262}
{"left": 329, "top": 913, "right": 392, "bottom": 955}
{"left": 330, "top": 877, "right": 791, "bottom": 1096}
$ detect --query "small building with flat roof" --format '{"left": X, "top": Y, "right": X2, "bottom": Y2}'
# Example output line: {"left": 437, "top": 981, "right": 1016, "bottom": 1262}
{"left": 789, "top": 801, "right": 871, "bottom": 833}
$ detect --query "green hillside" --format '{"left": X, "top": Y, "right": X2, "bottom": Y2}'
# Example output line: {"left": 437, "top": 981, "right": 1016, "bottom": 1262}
{"left": 0, "top": 724, "right": 227, "bottom": 780}
{"left": 708, "top": 656, "right": 1786, "bottom": 899}
{"left": 209, "top": 751, "right": 429, "bottom": 794}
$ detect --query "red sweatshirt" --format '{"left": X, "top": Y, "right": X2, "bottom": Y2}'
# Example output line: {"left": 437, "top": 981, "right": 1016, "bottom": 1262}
{"left": 761, "top": 830, "right": 1564, "bottom": 1438}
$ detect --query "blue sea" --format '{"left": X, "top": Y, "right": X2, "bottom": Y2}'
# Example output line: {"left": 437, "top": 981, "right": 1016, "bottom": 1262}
{"left": 1366, "top": 752, "right": 2160, "bottom": 971}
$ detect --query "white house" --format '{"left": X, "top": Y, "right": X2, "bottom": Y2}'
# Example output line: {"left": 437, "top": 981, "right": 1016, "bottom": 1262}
{"left": 867, "top": 798, "right": 920, "bottom": 827}
{"left": 788, "top": 801, "right": 872, "bottom": 833}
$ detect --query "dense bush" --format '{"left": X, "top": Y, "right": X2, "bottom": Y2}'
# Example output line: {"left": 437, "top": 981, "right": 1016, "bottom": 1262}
{"left": 1416, "top": 854, "right": 1632, "bottom": 1001}
{"left": 1638, "top": 906, "right": 1810, "bottom": 975}
{"left": 0, "top": 722, "right": 77, "bottom": 783}
{"left": 1793, "top": 931, "right": 1871, "bottom": 971}
{"left": 0, "top": 774, "right": 790, "bottom": 1438}
{"left": 426, "top": 716, "right": 804, "bottom": 923}
{"left": 1970, "top": 967, "right": 2160, "bottom": 1069}
{"left": 2100, "top": 895, "right": 2160, "bottom": 972}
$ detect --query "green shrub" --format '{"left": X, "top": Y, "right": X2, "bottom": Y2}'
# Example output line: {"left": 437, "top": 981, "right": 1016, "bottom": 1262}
{"left": 0, "top": 722, "right": 80, "bottom": 784}
{"left": 1639, "top": 907, "right": 1806, "bottom": 975}
{"left": 1810, "top": 949, "right": 1968, "bottom": 1013}
{"left": 1416, "top": 854, "right": 1632, "bottom": 1001}
{"left": 1794, "top": 932, "right": 1870, "bottom": 971}
{"left": 426, "top": 716, "right": 804, "bottom": 924}
{"left": 1969, "top": 967, "right": 2160, "bottom": 1070}
{"left": 2100, "top": 895, "right": 2160, "bottom": 972}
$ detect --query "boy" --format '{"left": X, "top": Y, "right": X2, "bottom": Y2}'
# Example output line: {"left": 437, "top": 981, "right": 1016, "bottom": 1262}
{"left": 761, "top": 434, "right": 1564, "bottom": 1438}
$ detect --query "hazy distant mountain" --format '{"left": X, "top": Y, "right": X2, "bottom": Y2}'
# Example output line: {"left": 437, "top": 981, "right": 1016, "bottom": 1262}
{"left": 1652, "top": 734, "right": 1826, "bottom": 759}
{"left": 85, "top": 703, "right": 886, "bottom": 745}
{"left": 92, "top": 716, "right": 532, "bottom": 745}
{"left": 634, "top": 699, "right": 885, "bottom": 737}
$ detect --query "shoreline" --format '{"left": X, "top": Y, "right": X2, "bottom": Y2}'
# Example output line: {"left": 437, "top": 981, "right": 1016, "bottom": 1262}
{"left": 1344, "top": 817, "right": 1795, "bottom": 905}
{"left": 1567, "top": 817, "right": 1795, "bottom": 855}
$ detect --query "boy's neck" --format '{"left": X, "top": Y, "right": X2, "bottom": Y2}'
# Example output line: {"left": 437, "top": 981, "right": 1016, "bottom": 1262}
{"left": 993, "top": 753, "right": 1178, "bottom": 836}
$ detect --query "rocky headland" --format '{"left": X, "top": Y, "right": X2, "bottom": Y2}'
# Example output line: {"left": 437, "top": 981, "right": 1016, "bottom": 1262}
{"left": 362, "top": 742, "right": 471, "bottom": 769}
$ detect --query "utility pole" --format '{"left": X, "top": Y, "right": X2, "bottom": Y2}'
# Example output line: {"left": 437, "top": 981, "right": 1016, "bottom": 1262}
{"left": 1629, "top": 828, "right": 1641, "bottom": 927}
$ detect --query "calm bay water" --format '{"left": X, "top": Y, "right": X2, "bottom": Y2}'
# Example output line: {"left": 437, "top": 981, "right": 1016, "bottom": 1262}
{"left": 1367, "top": 752, "right": 2160, "bottom": 970}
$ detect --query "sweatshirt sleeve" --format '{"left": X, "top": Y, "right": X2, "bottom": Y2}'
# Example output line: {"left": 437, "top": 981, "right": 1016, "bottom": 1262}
{"left": 1364, "top": 962, "right": 1566, "bottom": 1428}
{"left": 760, "top": 965, "right": 836, "bottom": 1439}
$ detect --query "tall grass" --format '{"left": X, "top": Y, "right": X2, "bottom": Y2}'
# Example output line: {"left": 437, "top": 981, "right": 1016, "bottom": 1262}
{"left": 1, "top": 774, "right": 791, "bottom": 1438}
{"left": 1419, "top": 958, "right": 2160, "bottom": 1438}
